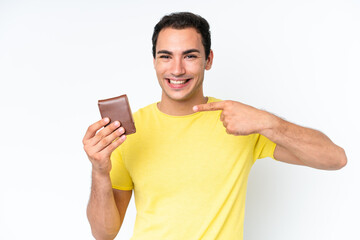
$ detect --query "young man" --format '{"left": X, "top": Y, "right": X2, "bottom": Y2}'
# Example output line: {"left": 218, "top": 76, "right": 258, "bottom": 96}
{"left": 83, "top": 12, "right": 347, "bottom": 240}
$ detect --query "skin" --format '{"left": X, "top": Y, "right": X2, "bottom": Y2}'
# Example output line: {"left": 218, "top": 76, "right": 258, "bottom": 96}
{"left": 84, "top": 119, "right": 131, "bottom": 240}
{"left": 193, "top": 101, "right": 347, "bottom": 170}
{"left": 154, "top": 27, "right": 213, "bottom": 116}
{"left": 84, "top": 26, "right": 347, "bottom": 239}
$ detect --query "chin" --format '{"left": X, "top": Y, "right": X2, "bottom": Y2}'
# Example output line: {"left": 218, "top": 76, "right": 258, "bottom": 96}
{"left": 164, "top": 89, "right": 202, "bottom": 102}
{"left": 166, "top": 94, "right": 192, "bottom": 102}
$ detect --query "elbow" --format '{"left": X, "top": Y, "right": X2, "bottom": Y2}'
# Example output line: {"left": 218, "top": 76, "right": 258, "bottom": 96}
{"left": 87, "top": 211, "right": 120, "bottom": 240}
{"left": 91, "top": 230, "right": 119, "bottom": 240}
{"left": 327, "top": 146, "right": 347, "bottom": 170}
{"left": 90, "top": 225, "right": 120, "bottom": 240}
{"left": 335, "top": 147, "right": 347, "bottom": 169}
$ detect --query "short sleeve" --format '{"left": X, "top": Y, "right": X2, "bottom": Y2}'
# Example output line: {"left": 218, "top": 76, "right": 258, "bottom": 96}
{"left": 253, "top": 134, "right": 277, "bottom": 163}
{"left": 110, "top": 146, "right": 134, "bottom": 190}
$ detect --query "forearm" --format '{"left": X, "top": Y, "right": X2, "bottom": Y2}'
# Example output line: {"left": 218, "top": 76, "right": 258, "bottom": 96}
{"left": 87, "top": 171, "right": 121, "bottom": 240}
{"left": 261, "top": 113, "right": 347, "bottom": 170}
{"left": 193, "top": 100, "right": 347, "bottom": 169}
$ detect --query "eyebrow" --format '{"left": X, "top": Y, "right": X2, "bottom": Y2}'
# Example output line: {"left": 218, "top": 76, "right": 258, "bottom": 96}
{"left": 183, "top": 49, "right": 200, "bottom": 55}
{"left": 157, "top": 49, "right": 201, "bottom": 55}
{"left": 157, "top": 50, "right": 172, "bottom": 55}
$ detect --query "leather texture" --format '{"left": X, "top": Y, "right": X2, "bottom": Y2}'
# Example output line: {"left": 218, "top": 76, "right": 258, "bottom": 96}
{"left": 98, "top": 94, "right": 136, "bottom": 135}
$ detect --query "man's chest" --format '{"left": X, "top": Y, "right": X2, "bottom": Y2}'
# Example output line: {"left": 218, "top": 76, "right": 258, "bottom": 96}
{"left": 123, "top": 127, "right": 254, "bottom": 197}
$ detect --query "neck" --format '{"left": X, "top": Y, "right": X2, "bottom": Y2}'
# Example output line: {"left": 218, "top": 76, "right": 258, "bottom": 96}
{"left": 157, "top": 94, "right": 208, "bottom": 116}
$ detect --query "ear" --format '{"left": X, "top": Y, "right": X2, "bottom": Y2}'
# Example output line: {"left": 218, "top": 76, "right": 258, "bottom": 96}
{"left": 205, "top": 49, "right": 214, "bottom": 70}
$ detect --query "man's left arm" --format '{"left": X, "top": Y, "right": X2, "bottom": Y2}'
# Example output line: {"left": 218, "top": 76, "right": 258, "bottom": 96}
{"left": 193, "top": 100, "right": 347, "bottom": 170}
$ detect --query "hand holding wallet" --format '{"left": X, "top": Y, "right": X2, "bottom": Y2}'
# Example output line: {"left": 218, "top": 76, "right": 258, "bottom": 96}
{"left": 98, "top": 94, "right": 136, "bottom": 135}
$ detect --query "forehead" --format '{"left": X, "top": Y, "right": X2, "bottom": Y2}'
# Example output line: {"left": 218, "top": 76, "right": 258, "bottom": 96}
{"left": 156, "top": 27, "right": 204, "bottom": 53}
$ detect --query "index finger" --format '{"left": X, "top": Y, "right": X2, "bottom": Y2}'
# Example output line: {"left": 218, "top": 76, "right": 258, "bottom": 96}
{"left": 83, "top": 117, "right": 110, "bottom": 142}
{"left": 193, "top": 101, "right": 225, "bottom": 112}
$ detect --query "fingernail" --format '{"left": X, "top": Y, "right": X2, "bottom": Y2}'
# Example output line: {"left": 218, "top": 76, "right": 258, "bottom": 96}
{"left": 114, "top": 121, "right": 120, "bottom": 127}
{"left": 193, "top": 106, "right": 198, "bottom": 112}
{"left": 118, "top": 127, "right": 125, "bottom": 133}
{"left": 104, "top": 117, "right": 110, "bottom": 123}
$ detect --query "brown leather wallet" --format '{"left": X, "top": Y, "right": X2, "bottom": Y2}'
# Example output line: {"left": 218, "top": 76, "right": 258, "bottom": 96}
{"left": 98, "top": 94, "right": 136, "bottom": 135}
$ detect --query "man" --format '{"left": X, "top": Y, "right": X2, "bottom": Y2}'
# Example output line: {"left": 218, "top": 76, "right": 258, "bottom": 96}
{"left": 83, "top": 12, "right": 347, "bottom": 240}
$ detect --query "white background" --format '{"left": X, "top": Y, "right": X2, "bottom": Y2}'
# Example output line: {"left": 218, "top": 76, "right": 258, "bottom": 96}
{"left": 0, "top": 0, "right": 359, "bottom": 239}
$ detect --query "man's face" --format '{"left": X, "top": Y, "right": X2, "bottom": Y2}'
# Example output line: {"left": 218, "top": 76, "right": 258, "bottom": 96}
{"left": 153, "top": 27, "right": 213, "bottom": 102}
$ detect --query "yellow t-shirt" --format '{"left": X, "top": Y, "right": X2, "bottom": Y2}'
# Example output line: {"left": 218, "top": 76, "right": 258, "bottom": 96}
{"left": 110, "top": 97, "right": 276, "bottom": 240}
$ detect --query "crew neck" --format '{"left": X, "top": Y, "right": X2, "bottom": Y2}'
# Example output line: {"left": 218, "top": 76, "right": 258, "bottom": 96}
{"left": 153, "top": 96, "right": 216, "bottom": 119}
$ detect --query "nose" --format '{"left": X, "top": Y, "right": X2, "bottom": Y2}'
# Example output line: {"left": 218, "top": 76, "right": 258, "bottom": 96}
{"left": 171, "top": 58, "right": 186, "bottom": 76}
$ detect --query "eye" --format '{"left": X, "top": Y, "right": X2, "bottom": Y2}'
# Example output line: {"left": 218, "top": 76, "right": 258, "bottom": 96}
{"left": 159, "top": 55, "right": 170, "bottom": 59}
{"left": 185, "top": 54, "right": 197, "bottom": 59}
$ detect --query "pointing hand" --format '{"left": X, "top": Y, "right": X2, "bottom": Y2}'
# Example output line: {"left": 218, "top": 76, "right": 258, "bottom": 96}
{"left": 193, "top": 100, "right": 273, "bottom": 136}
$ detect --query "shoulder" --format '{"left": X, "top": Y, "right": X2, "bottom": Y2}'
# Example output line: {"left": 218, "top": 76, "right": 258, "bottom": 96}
{"left": 129, "top": 102, "right": 159, "bottom": 136}
{"left": 207, "top": 96, "right": 222, "bottom": 103}
{"left": 133, "top": 102, "right": 157, "bottom": 122}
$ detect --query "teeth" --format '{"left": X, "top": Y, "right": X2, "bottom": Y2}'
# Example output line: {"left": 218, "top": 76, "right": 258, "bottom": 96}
{"left": 169, "top": 79, "right": 187, "bottom": 84}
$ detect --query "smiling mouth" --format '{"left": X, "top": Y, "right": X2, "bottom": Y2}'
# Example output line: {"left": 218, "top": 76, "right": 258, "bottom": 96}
{"left": 165, "top": 78, "right": 192, "bottom": 89}
{"left": 167, "top": 78, "right": 191, "bottom": 84}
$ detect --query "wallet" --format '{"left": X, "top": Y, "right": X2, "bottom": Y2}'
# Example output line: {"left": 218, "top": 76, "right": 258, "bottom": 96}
{"left": 98, "top": 94, "right": 136, "bottom": 135}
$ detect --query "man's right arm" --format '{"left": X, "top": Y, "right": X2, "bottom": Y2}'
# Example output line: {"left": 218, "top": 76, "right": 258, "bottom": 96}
{"left": 83, "top": 118, "right": 131, "bottom": 240}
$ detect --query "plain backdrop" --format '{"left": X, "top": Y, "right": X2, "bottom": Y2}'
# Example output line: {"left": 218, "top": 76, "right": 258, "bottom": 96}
{"left": 0, "top": 0, "right": 359, "bottom": 239}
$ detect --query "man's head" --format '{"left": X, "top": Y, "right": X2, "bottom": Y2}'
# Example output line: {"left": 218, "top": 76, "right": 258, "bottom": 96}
{"left": 152, "top": 12, "right": 214, "bottom": 104}
{"left": 152, "top": 12, "right": 211, "bottom": 59}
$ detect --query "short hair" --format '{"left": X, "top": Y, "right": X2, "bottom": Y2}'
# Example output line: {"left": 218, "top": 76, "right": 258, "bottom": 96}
{"left": 152, "top": 12, "right": 211, "bottom": 59}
